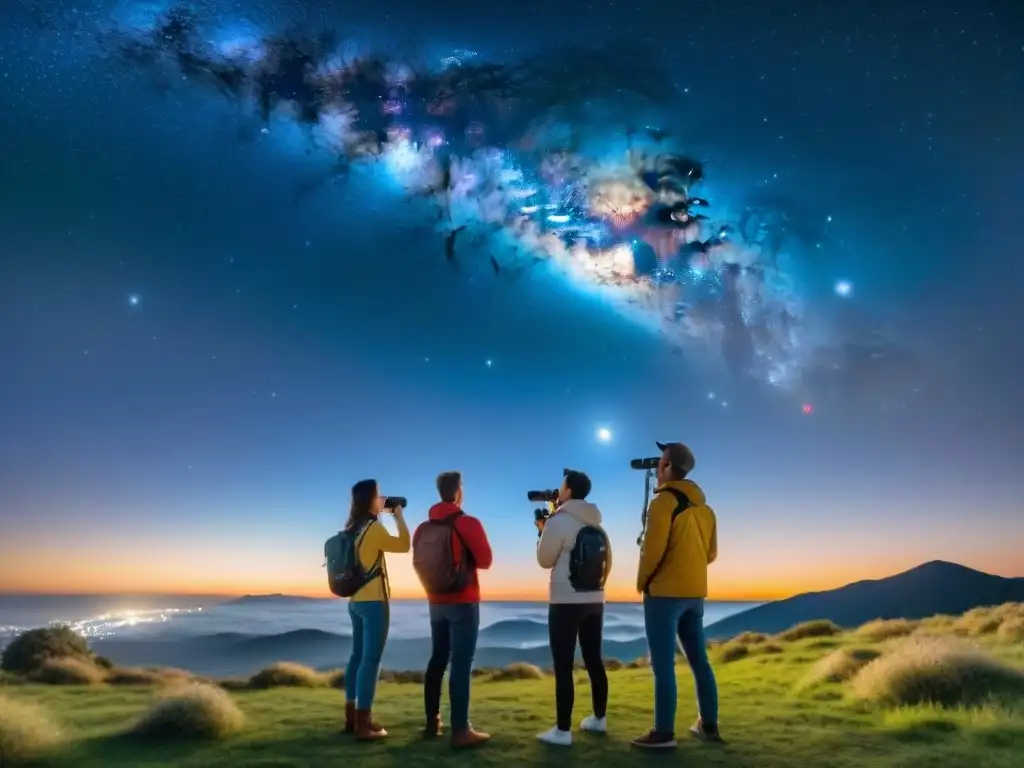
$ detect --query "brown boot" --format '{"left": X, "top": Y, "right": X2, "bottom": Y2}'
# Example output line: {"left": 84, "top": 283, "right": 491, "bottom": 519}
{"left": 355, "top": 709, "right": 387, "bottom": 741}
{"left": 344, "top": 701, "right": 357, "bottom": 734}
{"left": 451, "top": 726, "right": 490, "bottom": 749}
{"left": 423, "top": 714, "right": 443, "bottom": 738}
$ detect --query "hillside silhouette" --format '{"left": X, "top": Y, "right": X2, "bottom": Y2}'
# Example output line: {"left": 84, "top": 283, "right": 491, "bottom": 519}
{"left": 705, "top": 561, "right": 1024, "bottom": 639}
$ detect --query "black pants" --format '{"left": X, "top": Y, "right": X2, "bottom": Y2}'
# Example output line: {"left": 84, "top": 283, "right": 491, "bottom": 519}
{"left": 548, "top": 602, "right": 608, "bottom": 731}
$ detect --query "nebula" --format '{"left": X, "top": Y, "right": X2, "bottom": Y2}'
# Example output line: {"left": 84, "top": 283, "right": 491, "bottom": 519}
{"left": 93, "top": 3, "right": 911, "bottom": 400}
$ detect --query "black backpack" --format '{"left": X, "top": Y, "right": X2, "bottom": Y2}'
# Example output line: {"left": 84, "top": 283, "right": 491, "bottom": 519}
{"left": 412, "top": 512, "right": 474, "bottom": 595}
{"left": 324, "top": 522, "right": 381, "bottom": 598}
{"left": 569, "top": 526, "right": 610, "bottom": 592}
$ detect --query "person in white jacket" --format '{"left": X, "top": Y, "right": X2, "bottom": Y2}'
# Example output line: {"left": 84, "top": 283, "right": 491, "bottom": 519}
{"left": 534, "top": 469, "right": 612, "bottom": 746}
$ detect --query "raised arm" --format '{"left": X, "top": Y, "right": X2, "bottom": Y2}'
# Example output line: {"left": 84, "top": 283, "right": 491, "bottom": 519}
{"left": 366, "top": 513, "right": 411, "bottom": 554}
{"left": 536, "top": 516, "right": 563, "bottom": 569}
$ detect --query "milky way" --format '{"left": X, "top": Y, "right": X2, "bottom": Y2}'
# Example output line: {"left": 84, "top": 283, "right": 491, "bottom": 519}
{"left": 94, "top": 3, "right": 914, "bottom": 405}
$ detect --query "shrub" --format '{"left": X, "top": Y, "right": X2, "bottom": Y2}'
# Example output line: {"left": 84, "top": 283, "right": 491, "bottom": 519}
{"left": 489, "top": 662, "right": 545, "bottom": 681}
{"left": 852, "top": 636, "right": 1024, "bottom": 708}
{"left": 997, "top": 617, "right": 1024, "bottom": 645}
{"left": 33, "top": 657, "right": 106, "bottom": 685}
{"left": 800, "top": 647, "right": 881, "bottom": 689}
{"left": 324, "top": 669, "right": 345, "bottom": 688}
{"left": 758, "top": 643, "right": 785, "bottom": 655}
{"left": 380, "top": 670, "right": 425, "bottom": 684}
{"left": 130, "top": 683, "right": 245, "bottom": 740}
{"left": 247, "top": 662, "right": 325, "bottom": 689}
{"left": 0, "top": 626, "right": 92, "bottom": 674}
{"left": 777, "top": 620, "right": 842, "bottom": 642}
{"left": 603, "top": 658, "right": 624, "bottom": 671}
{"left": 0, "top": 694, "right": 64, "bottom": 762}
{"left": 92, "top": 655, "right": 115, "bottom": 670}
{"left": 732, "top": 631, "right": 769, "bottom": 645}
{"left": 856, "top": 619, "right": 918, "bottom": 643}
{"left": 626, "top": 655, "right": 650, "bottom": 669}
{"left": 715, "top": 643, "right": 750, "bottom": 663}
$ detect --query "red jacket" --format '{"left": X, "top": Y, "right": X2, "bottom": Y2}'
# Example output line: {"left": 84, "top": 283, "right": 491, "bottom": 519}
{"left": 416, "top": 502, "right": 493, "bottom": 605}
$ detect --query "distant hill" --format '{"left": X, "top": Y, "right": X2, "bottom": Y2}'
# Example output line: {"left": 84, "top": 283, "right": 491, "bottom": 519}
{"left": 223, "top": 594, "right": 328, "bottom": 606}
{"left": 705, "top": 561, "right": 1024, "bottom": 639}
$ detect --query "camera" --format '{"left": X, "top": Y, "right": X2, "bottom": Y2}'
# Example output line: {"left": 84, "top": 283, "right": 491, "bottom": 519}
{"left": 527, "top": 489, "right": 559, "bottom": 503}
{"left": 383, "top": 496, "right": 407, "bottom": 509}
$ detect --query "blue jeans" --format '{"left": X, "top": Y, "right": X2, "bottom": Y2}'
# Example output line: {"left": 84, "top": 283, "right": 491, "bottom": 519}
{"left": 346, "top": 600, "right": 390, "bottom": 709}
{"left": 644, "top": 596, "right": 719, "bottom": 734}
{"left": 424, "top": 603, "right": 480, "bottom": 731}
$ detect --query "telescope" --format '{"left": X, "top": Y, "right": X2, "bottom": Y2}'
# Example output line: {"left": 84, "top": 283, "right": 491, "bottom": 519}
{"left": 630, "top": 457, "right": 659, "bottom": 470}
{"left": 630, "top": 458, "right": 659, "bottom": 546}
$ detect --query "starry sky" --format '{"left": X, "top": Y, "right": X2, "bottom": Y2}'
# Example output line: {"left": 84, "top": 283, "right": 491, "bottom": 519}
{"left": 1, "top": 0, "right": 1022, "bottom": 601}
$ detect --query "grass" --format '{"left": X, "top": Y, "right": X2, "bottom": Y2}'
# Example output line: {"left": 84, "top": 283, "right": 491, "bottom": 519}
{"left": 2, "top": 605, "right": 1023, "bottom": 767}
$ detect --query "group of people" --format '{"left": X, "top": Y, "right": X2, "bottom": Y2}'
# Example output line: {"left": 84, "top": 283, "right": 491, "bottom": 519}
{"left": 324, "top": 441, "right": 724, "bottom": 749}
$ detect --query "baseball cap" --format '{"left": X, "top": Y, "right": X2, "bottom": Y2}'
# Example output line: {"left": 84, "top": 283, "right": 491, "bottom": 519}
{"left": 656, "top": 441, "right": 696, "bottom": 475}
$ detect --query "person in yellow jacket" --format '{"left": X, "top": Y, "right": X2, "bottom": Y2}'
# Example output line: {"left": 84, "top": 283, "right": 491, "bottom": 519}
{"left": 344, "top": 479, "right": 410, "bottom": 741}
{"left": 631, "top": 442, "right": 724, "bottom": 750}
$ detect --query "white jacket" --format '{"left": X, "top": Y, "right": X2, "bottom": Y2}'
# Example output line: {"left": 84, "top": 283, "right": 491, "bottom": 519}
{"left": 536, "top": 499, "right": 612, "bottom": 604}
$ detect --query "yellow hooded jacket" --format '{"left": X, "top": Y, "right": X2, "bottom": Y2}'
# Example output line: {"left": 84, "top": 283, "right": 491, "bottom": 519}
{"left": 636, "top": 479, "right": 717, "bottom": 598}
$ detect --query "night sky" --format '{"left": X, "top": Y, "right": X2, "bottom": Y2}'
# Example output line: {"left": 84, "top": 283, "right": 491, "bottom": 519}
{"left": 1, "top": 0, "right": 1022, "bottom": 601}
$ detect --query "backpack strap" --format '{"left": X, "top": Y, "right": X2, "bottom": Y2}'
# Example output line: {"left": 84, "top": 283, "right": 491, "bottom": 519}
{"left": 641, "top": 487, "right": 691, "bottom": 594}
{"left": 354, "top": 519, "right": 384, "bottom": 582}
{"left": 440, "top": 510, "right": 475, "bottom": 568}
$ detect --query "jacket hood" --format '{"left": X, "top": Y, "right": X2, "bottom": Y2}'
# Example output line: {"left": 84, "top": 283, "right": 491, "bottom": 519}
{"left": 556, "top": 499, "right": 602, "bottom": 526}
{"left": 428, "top": 502, "right": 462, "bottom": 520}
{"left": 659, "top": 479, "right": 706, "bottom": 506}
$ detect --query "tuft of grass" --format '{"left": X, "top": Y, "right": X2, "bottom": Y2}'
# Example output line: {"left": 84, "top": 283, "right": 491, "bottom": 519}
{"left": 129, "top": 683, "right": 246, "bottom": 741}
{"left": 856, "top": 619, "right": 919, "bottom": 643}
{"left": 32, "top": 657, "right": 107, "bottom": 685}
{"left": 248, "top": 662, "right": 325, "bottom": 690}
{"left": 732, "top": 631, "right": 769, "bottom": 645}
{"left": 996, "top": 617, "right": 1024, "bottom": 645}
{"left": 800, "top": 647, "right": 881, "bottom": 689}
{"left": 852, "top": 636, "right": 1024, "bottom": 708}
{"left": 0, "top": 626, "right": 93, "bottom": 675}
{"left": 488, "top": 662, "right": 545, "bottom": 681}
{"left": 715, "top": 642, "right": 750, "bottom": 663}
{"left": 0, "top": 694, "right": 65, "bottom": 762}
{"left": 106, "top": 667, "right": 193, "bottom": 686}
{"left": 777, "top": 620, "right": 843, "bottom": 642}
{"left": 379, "top": 669, "right": 425, "bottom": 684}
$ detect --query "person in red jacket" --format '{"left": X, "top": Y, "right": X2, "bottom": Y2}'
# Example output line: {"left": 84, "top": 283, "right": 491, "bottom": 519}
{"left": 415, "top": 471, "right": 493, "bottom": 748}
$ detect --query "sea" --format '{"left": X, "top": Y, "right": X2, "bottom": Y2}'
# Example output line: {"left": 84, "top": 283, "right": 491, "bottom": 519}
{"left": 0, "top": 595, "right": 759, "bottom": 676}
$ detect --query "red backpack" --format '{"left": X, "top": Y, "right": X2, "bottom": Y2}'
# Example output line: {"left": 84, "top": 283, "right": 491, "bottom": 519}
{"left": 413, "top": 512, "right": 474, "bottom": 595}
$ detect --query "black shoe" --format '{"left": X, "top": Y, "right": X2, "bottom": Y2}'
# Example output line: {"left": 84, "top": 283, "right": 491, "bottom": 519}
{"left": 631, "top": 729, "right": 677, "bottom": 749}
{"left": 689, "top": 719, "right": 725, "bottom": 744}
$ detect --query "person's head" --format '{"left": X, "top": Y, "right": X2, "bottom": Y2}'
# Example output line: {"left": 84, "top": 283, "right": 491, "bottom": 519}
{"left": 656, "top": 441, "right": 695, "bottom": 485}
{"left": 347, "top": 478, "right": 382, "bottom": 529}
{"left": 559, "top": 469, "right": 592, "bottom": 504}
{"left": 436, "top": 471, "right": 463, "bottom": 507}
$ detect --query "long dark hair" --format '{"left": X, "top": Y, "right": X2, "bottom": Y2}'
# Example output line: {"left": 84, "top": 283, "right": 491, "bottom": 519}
{"left": 346, "top": 478, "right": 378, "bottom": 532}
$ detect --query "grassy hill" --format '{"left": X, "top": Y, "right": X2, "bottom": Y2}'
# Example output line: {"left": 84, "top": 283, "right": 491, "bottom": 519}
{"left": 2, "top": 604, "right": 1024, "bottom": 767}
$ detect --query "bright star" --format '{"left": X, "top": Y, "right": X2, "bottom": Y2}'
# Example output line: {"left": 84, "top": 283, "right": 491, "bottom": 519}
{"left": 596, "top": 427, "right": 612, "bottom": 443}
{"left": 485, "top": 359, "right": 493, "bottom": 367}
{"left": 128, "top": 293, "right": 140, "bottom": 307}
{"left": 834, "top": 280, "right": 853, "bottom": 297}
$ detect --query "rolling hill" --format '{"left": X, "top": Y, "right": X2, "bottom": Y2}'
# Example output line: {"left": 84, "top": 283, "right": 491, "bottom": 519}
{"left": 705, "top": 560, "right": 1024, "bottom": 639}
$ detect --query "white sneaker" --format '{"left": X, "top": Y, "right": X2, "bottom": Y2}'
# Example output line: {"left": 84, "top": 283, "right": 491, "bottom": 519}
{"left": 537, "top": 725, "right": 572, "bottom": 746}
{"left": 580, "top": 715, "right": 607, "bottom": 734}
